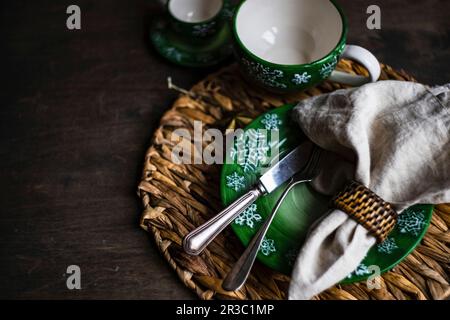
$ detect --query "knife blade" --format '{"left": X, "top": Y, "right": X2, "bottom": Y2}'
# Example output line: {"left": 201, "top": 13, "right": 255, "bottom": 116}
{"left": 259, "top": 140, "right": 314, "bottom": 193}
{"left": 183, "top": 140, "right": 314, "bottom": 255}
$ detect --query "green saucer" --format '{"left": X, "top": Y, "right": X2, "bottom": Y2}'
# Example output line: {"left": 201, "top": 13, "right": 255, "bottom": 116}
{"left": 150, "top": 17, "right": 233, "bottom": 68}
{"left": 220, "top": 104, "right": 433, "bottom": 283}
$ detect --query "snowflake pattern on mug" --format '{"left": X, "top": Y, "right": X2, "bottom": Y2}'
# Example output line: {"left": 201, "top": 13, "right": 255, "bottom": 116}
{"left": 192, "top": 21, "right": 216, "bottom": 37}
{"left": 221, "top": 3, "right": 235, "bottom": 19}
{"left": 397, "top": 208, "right": 427, "bottom": 236}
{"left": 291, "top": 72, "right": 311, "bottom": 85}
{"left": 163, "top": 47, "right": 184, "bottom": 62}
{"left": 320, "top": 56, "right": 338, "bottom": 79}
{"left": 234, "top": 204, "right": 262, "bottom": 228}
{"left": 241, "top": 58, "right": 287, "bottom": 89}
{"left": 260, "top": 113, "right": 282, "bottom": 130}
{"left": 377, "top": 237, "right": 398, "bottom": 254}
{"left": 225, "top": 171, "right": 245, "bottom": 192}
{"left": 259, "top": 238, "right": 276, "bottom": 256}
{"left": 229, "top": 129, "right": 269, "bottom": 173}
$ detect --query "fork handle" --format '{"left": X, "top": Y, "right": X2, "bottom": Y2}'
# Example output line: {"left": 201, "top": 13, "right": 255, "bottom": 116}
{"left": 183, "top": 184, "right": 265, "bottom": 255}
{"left": 222, "top": 179, "right": 309, "bottom": 291}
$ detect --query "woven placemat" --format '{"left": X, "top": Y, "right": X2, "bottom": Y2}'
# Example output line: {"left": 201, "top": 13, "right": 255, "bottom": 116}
{"left": 138, "top": 61, "right": 450, "bottom": 300}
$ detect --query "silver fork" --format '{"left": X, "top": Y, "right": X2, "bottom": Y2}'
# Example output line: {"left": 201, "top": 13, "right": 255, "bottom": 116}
{"left": 222, "top": 145, "right": 323, "bottom": 291}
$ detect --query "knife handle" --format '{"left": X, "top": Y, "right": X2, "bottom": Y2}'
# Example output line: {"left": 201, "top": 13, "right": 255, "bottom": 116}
{"left": 183, "top": 184, "right": 265, "bottom": 255}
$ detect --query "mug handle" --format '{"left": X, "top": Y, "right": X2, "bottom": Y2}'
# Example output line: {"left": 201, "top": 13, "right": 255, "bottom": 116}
{"left": 328, "top": 44, "right": 381, "bottom": 86}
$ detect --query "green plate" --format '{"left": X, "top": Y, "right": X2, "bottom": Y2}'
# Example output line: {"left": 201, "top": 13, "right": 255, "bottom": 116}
{"left": 220, "top": 104, "right": 433, "bottom": 283}
{"left": 149, "top": 8, "right": 234, "bottom": 67}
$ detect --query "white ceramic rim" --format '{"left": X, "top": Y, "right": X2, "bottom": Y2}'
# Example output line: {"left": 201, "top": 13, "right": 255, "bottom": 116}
{"left": 235, "top": 0, "right": 345, "bottom": 65}
{"left": 169, "top": 0, "right": 223, "bottom": 24}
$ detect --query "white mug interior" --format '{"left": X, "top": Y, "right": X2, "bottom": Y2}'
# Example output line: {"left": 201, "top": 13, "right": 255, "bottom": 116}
{"left": 169, "top": 0, "right": 223, "bottom": 23}
{"left": 235, "top": 0, "right": 344, "bottom": 65}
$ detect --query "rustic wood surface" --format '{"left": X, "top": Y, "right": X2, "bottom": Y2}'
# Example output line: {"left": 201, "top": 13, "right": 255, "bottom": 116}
{"left": 1, "top": 0, "right": 449, "bottom": 299}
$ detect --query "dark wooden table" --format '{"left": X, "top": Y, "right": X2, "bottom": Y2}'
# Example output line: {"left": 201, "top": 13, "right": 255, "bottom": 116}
{"left": 1, "top": 0, "right": 448, "bottom": 299}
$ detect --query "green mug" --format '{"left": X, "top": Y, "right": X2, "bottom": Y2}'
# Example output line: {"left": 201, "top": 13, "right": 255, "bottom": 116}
{"left": 232, "top": 0, "right": 381, "bottom": 92}
{"left": 168, "top": 0, "right": 225, "bottom": 39}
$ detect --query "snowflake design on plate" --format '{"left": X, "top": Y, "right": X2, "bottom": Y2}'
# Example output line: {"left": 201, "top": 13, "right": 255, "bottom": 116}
{"left": 221, "top": 3, "right": 235, "bottom": 19}
{"left": 192, "top": 21, "right": 216, "bottom": 37}
{"left": 397, "top": 208, "right": 427, "bottom": 236}
{"left": 291, "top": 72, "right": 311, "bottom": 85}
{"left": 234, "top": 203, "right": 262, "bottom": 228}
{"left": 261, "top": 113, "right": 282, "bottom": 130}
{"left": 320, "top": 56, "right": 338, "bottom": 79}
{"left": 377, "top": 237, "right": 398, "bottom": 254}
{"left": 229, "top": 129, "right": 269, "bottom": 173}
{"left": 151, "top": 31, "right": 164, "bottom": 45}
{"left": 225, "top": 171, "right": 245, "bottom": 192}
{"left": 347, "top": 263, "right": 372, "bottom": 278}
{"left": 241, "top": 58, "right": 287, "bottom": 89}
{"left": 285, "top": 248, "right": 300, "bottom": 266}
{"left": 163, "top": 47, "right": 184, "bottom": 62}
{"left": 259, "top": 238, "right": 276, "bottom": 256}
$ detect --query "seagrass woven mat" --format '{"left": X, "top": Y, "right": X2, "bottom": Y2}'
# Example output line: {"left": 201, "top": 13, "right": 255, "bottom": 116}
{"left": 138, "top": 60, "right": 450, "bottom": 300}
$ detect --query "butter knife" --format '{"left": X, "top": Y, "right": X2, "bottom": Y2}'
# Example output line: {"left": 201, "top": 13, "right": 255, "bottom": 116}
{"left": 183, "top": 140, "right": 314, "bottom": 255}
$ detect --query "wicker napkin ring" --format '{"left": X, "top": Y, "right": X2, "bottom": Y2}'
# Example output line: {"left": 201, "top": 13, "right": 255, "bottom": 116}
{"left": 331, "top": 181, "right": 398, "bottom": 243}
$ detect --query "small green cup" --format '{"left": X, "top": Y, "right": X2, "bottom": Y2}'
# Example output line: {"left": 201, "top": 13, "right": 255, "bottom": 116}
{"left": 168, "top": 0, "right": 225, "bottom": 39}
{"left": 232, "top": 0, "right": 381, "bottom": 92}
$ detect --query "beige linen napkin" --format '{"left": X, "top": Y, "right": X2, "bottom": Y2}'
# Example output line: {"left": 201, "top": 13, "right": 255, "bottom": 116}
{"left": 289, "top": 80, "right": 450, "bottom": 300}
